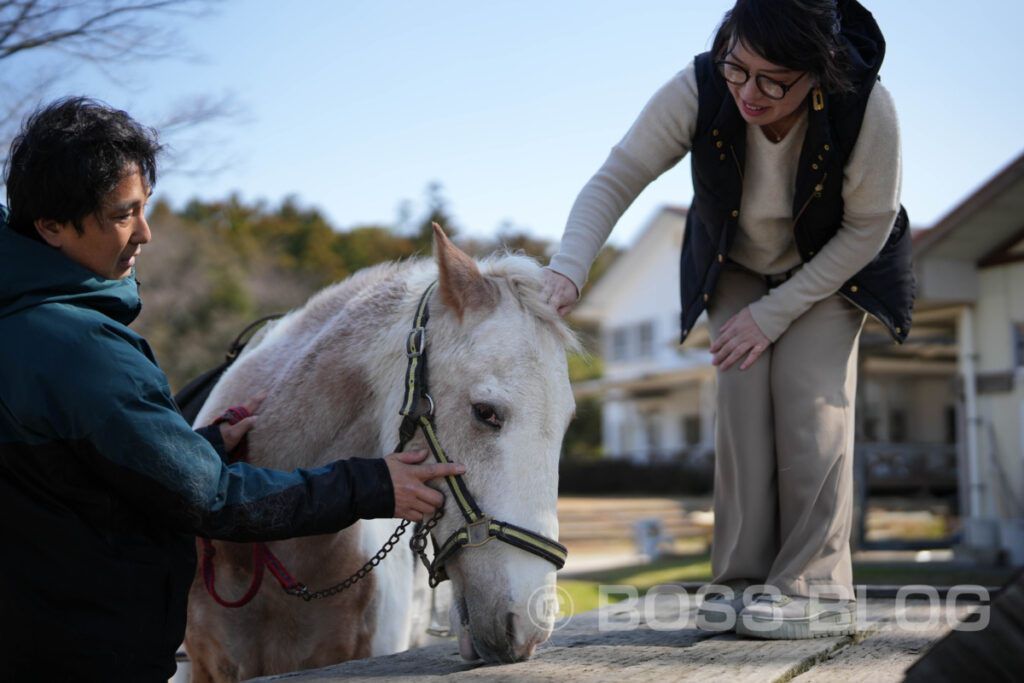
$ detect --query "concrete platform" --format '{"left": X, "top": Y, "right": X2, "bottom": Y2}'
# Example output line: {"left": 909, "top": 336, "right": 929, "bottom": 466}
{"left": 250, "top": 591, "right": 988, "bottom": 682}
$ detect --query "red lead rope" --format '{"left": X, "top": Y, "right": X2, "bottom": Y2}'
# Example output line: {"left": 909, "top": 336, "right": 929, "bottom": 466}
{"left": 200, "top": 406, "right": 304, "bottom": 608}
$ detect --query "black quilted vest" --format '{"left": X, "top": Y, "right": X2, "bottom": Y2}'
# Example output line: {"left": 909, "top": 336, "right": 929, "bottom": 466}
{"left": 679, "top": 0, "right": 914, "bottom": 344}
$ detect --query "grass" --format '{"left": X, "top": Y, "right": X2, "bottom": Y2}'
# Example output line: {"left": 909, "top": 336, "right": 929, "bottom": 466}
{"left": 556, "top": 552, "right": 1016, "bottom": 616}
{"left": 559, "top": 555, "right": 712, "bottom": 615}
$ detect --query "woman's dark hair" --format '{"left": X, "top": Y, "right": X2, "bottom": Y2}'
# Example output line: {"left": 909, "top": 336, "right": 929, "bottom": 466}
{"left": 4, "top": 96, "right": 162, "bottom": 242}
{"left": 711, "top": 0, "right": 853, "bottom": 95}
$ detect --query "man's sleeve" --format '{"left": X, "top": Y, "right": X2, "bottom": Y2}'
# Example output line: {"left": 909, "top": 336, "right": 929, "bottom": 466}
{"left": 55, "top": 328, "right": 396, "bottom": 541}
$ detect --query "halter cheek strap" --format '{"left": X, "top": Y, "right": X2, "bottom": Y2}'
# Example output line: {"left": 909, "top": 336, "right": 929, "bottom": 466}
{"left": 397, "top": 282, "right": 568, "bottom": 586}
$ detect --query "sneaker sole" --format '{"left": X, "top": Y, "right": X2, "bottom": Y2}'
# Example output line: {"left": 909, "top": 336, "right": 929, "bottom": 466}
{"left": 735, "top": 611, "right": 855, "bottom": 640}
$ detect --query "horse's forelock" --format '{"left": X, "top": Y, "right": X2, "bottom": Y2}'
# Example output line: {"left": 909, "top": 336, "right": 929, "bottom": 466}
{"left": 477, "top": 252, "right": 581, "bottom": 354}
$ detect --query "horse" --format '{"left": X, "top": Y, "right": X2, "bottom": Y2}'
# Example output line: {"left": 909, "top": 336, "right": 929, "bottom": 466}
{"left": 184, "top": 225, "right": 579, "bottom": 681}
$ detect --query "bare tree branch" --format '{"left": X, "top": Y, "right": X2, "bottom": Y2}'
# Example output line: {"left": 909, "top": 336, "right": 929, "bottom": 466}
{"left": 0, "top": 1, "right": 212, "bottom": 60}
{"left": 0, "top": 0, "right": 243, "bottom": 186}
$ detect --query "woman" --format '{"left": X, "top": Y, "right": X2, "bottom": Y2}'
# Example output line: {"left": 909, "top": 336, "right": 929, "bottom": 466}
{"left": 543, "top": 0, "right": 913, "bottom": 639}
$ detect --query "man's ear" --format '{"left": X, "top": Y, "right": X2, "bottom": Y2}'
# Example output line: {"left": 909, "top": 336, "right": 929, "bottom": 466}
{"left": 34, "top": 218, "right": 65, "bottom": 248}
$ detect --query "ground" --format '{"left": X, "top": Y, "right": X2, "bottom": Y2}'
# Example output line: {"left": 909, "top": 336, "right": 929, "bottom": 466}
{"left": 249, "top": 592, "right": 983, "bottom": 682}
{"left": 179, "top": 496, "right": 1006, "bottom": 682}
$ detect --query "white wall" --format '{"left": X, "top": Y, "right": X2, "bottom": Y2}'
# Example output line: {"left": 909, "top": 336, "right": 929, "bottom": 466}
{"left": 974, "top": 263, "right": 1024, "bottom": 521}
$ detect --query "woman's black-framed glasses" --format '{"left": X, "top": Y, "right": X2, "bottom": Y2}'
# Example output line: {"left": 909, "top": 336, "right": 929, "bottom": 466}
{"left": 715, "top": 60, "right": 806, "bottom": 100}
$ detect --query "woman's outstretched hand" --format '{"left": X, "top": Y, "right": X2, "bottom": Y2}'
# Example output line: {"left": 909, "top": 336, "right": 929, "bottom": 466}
{"left": 542, "top": 269, "right": 579, "bottom": 317}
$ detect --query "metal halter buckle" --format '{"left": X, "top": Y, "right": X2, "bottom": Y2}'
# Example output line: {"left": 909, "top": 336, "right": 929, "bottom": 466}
{"left": 464, "top": 516, "right": 494, "bottom": 548}
{"left": 406, "top": 327, "right": 426, "bottom": 357}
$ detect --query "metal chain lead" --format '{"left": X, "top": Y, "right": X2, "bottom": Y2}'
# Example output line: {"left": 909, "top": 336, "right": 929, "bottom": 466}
{"left": 409, "top": 508, "right": 444, "bottom": 587}
{"left": 284, "top": 518, "right": 412, "bottom": 601}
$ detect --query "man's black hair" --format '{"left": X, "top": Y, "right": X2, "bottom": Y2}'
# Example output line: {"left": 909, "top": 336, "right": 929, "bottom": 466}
{"left": 4, "top": 96, "right": 163, "bottom": 242}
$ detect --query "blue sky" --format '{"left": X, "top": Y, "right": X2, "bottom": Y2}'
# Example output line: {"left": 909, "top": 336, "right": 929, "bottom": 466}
{"left": 10, "top": 0, "right": 1024, "bottom": 247}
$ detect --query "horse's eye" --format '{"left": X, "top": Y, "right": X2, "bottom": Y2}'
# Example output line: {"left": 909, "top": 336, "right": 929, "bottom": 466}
{"left": 472, "top": 403, "right": 502, "bottom": 430}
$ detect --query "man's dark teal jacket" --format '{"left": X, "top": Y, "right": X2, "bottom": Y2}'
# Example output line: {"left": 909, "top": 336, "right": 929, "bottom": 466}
{"left": 0, "top": 209, "right": 394, "bottom": 681}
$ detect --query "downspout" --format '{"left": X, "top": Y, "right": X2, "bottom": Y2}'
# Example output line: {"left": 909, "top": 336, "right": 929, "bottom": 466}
{"left": 958, "top": 306, "right": 984, "bottom": 531}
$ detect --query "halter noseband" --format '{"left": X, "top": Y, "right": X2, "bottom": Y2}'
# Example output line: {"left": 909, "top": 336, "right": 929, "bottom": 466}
{"left": 397, "top": 281, "right": 568, "bottom": 586}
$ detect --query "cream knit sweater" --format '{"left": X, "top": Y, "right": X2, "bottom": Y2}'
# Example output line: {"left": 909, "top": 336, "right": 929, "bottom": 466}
{"left": 548, "top": 61, "right": 902, "bottom": 341}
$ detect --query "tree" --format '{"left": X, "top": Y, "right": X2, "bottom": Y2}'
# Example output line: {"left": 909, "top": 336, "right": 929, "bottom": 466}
{"left": 0, "top": 0, "right": 236, "bottom": 174}
{"left": 411, "top": 181, "right": 457, "bottom": 252}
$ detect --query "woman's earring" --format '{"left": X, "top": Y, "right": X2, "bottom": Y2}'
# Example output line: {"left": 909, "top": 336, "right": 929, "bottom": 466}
{"left": 812, "top": 88, "right": 824, "bottom": 111}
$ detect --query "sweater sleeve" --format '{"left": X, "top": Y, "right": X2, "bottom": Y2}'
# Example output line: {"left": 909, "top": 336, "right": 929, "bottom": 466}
{"left": 747, "top": 82, "right": 902, "bottom": 341}
{"left": 547, "top": 62, "right": 699, "bottom": 292}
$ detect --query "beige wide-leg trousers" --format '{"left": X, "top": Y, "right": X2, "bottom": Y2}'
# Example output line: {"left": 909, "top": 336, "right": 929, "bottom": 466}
{"left": 707, "top": 262, "right": 865, "bottom": 600}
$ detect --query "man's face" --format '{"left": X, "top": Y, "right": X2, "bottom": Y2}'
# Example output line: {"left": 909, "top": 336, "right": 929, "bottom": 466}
{"left": 38, "top": 168, "right": 152, "bottom": 280}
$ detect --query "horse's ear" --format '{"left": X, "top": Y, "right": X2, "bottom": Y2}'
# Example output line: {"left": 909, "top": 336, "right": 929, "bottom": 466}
{"left": 433, "top": 222, "right": 498, "bottom": 320}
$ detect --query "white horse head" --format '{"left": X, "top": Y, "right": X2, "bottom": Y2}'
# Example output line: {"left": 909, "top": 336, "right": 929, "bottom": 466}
{"left": 421, "top": 225, "right": 578, "bottom": 662}
{"left": 186, "top": 226, "right": 578, "bottom": 679}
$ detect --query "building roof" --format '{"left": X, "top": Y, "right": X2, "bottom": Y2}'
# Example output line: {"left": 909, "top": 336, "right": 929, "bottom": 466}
{"left": 914, "top": 150, "right": 1024, "bottom": 262}
{"left": 911, "top": 150, "right": 1024, "bottom": 308}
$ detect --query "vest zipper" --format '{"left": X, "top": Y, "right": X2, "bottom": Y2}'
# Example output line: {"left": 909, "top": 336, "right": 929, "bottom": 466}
{"left": 730, "top": 146, "right": 744, "bottom": 181}
{"left": 794, "top": 172, "right": 828, "bottom": 225}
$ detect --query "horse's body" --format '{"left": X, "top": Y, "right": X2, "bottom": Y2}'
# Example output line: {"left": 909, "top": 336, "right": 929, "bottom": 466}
{"left": 185, "top": 228, "right": 578, "bottom": 681}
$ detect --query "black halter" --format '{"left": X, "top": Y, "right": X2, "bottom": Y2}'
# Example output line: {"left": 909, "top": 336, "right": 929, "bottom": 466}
{"left": 397, "top": 282, "right": 568, "bottom": 586}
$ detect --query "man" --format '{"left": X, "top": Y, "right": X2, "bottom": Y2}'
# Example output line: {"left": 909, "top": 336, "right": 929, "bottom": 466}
{"left": 0, "top": 97, "right": 463, "bottom": 681}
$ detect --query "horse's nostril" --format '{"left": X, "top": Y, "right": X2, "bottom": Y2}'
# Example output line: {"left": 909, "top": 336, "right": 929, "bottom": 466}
{"left": 506, "top": 612, "right": 540, "bottom": 661}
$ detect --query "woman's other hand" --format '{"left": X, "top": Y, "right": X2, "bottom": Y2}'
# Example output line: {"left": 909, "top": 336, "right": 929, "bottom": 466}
{"left": 710, "top": 307, "right": 771, "bottom": 371}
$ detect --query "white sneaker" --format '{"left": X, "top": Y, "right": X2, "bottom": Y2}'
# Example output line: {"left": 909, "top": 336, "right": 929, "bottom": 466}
{"left": 696, "top": 593, "right": 748, "bottom": 632}
{"left": 736, "top": 593, "right": 856, "bottom": 639}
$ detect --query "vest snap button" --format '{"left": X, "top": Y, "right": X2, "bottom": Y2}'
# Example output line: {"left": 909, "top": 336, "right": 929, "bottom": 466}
{"left": 703, "top": 294, "right": 709, "bottom": 302}
{"left": 720, "top": 153, "right": 726, "bottom": 161}
{"left": 718, "top": 254, "right": 723, "bottom": 262}
{"left": 716, "top": 140, "right": 723, "bottom": 148}
{"left": 850, "top": 285, "right": 858, "bottom": 293}
{"left": 731, "top": 210, "right": 739, "bottom": 218}
{"left": 712, "top": 129, "right": 719, "bottom": 136}
{"left": 824, "top": 144, "right": 830, "bottom": 151}
{"left": 812, "top": 163, "right": 819, "bottom": 170}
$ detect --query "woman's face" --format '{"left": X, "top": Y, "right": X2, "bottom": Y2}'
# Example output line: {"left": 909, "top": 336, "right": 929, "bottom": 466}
{"left": 723, "top": 39, "right": 816, "bottom": 129}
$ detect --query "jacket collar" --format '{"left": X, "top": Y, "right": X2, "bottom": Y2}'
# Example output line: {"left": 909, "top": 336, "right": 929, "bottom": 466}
{"left": 0, "top": 210, "right": 142, "bottom": 325}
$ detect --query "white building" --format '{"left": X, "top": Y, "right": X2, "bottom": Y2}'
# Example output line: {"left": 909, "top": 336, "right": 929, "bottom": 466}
{"left": 912, "top": 151, "right": 1024, "bottom": 564}
{"left": 571, "top": 207, "right": 715, "bottom": 464}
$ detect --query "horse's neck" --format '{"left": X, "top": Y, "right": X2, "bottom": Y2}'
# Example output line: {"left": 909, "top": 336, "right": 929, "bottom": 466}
{"left": 260, "top": 267, "right": 435, "bottom": 471}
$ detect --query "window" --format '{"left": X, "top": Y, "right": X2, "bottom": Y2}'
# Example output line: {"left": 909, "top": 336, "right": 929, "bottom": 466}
{"left": 683, "top": 415, "right": 702, "bottom": 445}
{"left": 610, "top": 328, "right": 629, "bottom": 361}
{"left": 644, "top": 415, "right": 660, "bottom": 453}
{"left": 944, "top": 406, "right": 957, "bottom": 445}
{"left": 607, "top": 320, "right": 657, "bottom": 361}
{"left": 889, "top": 410, "right": 907, "bottom": 443}
{"left": 637, "top": 321, "right": 655, "bottom": 358}
{"left": 1015, "top": 322, "right": 1024, "bottom": 368}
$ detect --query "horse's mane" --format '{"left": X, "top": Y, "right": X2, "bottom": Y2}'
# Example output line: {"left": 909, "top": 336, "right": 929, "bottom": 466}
{"left": 248, "top": 250, "right": 581, "bottom": 359}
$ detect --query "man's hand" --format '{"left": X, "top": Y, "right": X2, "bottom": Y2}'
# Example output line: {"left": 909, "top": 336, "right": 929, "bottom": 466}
{"left": 384, "top": 449, "right": 466, "bottom": 521}
{"left": 710, "top": 307, "right": 771, "bottom": 371}
{"left": 217, "top": 390, "right": 268, "bottom": 452}
{"left": 542, "top": 269, "right": 579, "bottom": 317}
